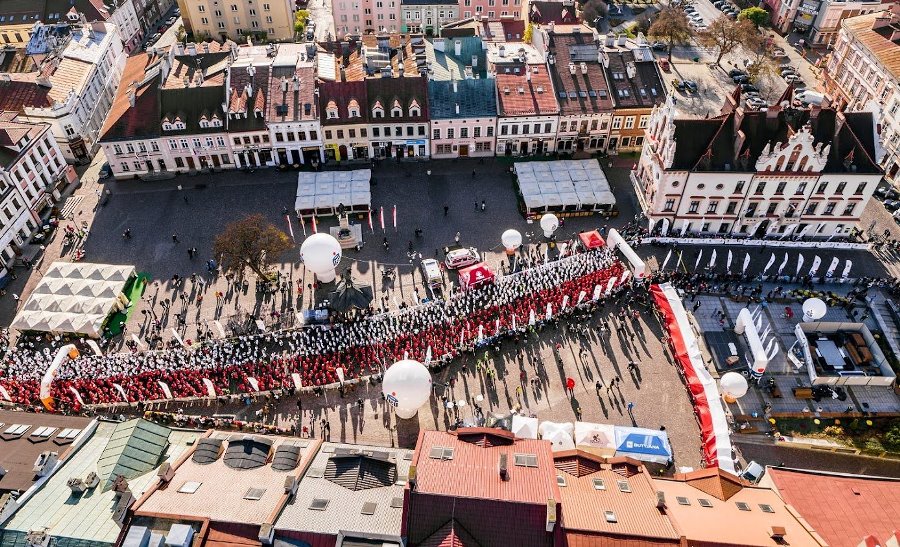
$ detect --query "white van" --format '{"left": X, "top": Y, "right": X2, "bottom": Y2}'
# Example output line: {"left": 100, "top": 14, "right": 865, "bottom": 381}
{"left": 421, "top": 259, "right": 443, "bottom": 289}
{"left": 794, "top": 90, "right": 825, "bottom": 106}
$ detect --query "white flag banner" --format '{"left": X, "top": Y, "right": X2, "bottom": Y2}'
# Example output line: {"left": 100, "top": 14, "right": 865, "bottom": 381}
{"left": 661, "top": 218, "right": 670, "bottom": 235}
{"left": 130, "top": 333, "right": 145, "bottom": 350}
{"left": 425, "top": 346, "right": 433, "bottom": 365}
{"left": 742, "top": 253, "right": 751, "bottom": 274}
{"left": 708, "top": 249, "right": 717, "bottom": 269}
{"left": 796, "top": 254, "right": 805, "bottom": 277}
{"left": 592, "top": 285, "right": 602, "bottom": 301}
{"left": 478, "top": 325, "right": 484, "bottom": 341}
{"left": 694, "top": 249, "right": 704, "bottom": 271}
{"left": 661, "top": 249, "right": 672, "bottom": 272}
{"left": 495, "top": 318, "right": 501, "bottom": 335}
{"left": 529, "top": 309, "right": 536, "bottom": 325}
{"left": 606, "top": 276, "right": 618, "bottom": 294}
{"left": 777, "top": 252, "right": 789, "bottom": 276}
{"left": 512, "top": 314, "right": 517, "bottom": 331}
{"left": 768, "top": 344, "right": 781, "bottom": 360}
{"left": 291, "top": 373, "right": 303, "bottom": 390}
{"left": 561, "top": 295, "right": 569, "bottom": 310}
{"left": 827, "top": 224, "right": 841, "bottom": 242}
{"left": 681, "top": 220, "right": 690, "bottom": 236}
{"left": 841, "top": 259, "right": 852, "bottom": 278}
{"left": 545, "top": 303, "right": 553, "bottom": 321}
{"left": 336, "top": 367, "right": 345, "bottom": 385}
{"left": 620, "top": 269, "right": 631, "bottom": 284}
{"left": 203, "top": 378, "right": 217, "bottom": 398}
{"left": 762, "top": 253, "right": 776, "bottom": 275}
{"left": 247, "top": 377, "right": 261, "bottom": 392}
{"left": 86, "top": 339, "right": 103, "bottom": 356}
{"left": 69, "top": 386, "right": 85, "bottom": 406}
{"left": 0, "top": 385, "right": 11, "bottom": 402}
{"left": 726, "top": 250, "right": 733, "bottom": 272}
{"left": 112, "top": 383, "right": 129, "bottom": 402}
{"left": 825, "top": 256, "right": 840, "bottom": 277}
{"left": 157, "top": 381, "right": 173, "bottom": 399}
{"left": 808, "top": 255, "right": 822, "bottom": 277}
{"left": 577, "top": 290, "right": 586, "bottom": 305}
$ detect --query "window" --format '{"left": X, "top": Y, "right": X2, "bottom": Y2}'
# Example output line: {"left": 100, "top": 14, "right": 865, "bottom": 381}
{"left": 698, "top": 499, "right": 713, "bottom": 508}
{"left": 612, "top": 117, "right": 622, "bottom": 129}
{"left": 264, "top": 3, "right": 271, "bottom": 9}
{"left": 836, "top": 181, "right": 846, "bottom": 194}
{"left": 198, "top": 4, "right": 206, "bottom": 11}
{"left": 113, "top": 144, "right": 123, "bottom": 155}
{"left": 373, "top": 105, "right": 385, "bottom": 118}
{"left": 433, "top": 128, "right": 441, "bottom": 140}
{"left": 373, "top": 128, "right": 380, "bottom": 138}
{"left": 522, "top": 124, "right": 529, "bottom": 135}
{"left": 705, "top": 201, "right": 718, "bottom": 214}
{"left": 616, "top": 480, "right": 631, "bottom": 493}
{"left": 824, "top": 202, "right": 836, "bottom": 215}
{"left": 767, "top": 203, "right": 778, "bottom": 215}
{"left": 676, "top": 496, "right": 690, "bottom": 505}
{"left": 231, "top": 3, "right": 238, "bottom": 10}
{"left": 545, "top": 123, "right": 552, "bottom": 133}
{"left": 726, "top": 201, "right": 737, "bottom": 214}
{"left": 428, "top": 446, "right": 454, "bottom": 459}
{"left": 735, "top": 502, "right": 751, "bottom": 511}
{"left": 180, "top": 139, "right": 189, "bottom": 149}
{"left": 855, "top": 182, "right": 866, "bottom": 195}
{"left": 688, "top": 201, "right": 699, "bottom": 213}
{"left": 624, "top": 116, "right": 635, "bottom": 129}
{"left": 556, "top": 475, "right": 567, "bottom": 487}
{"left": 474, "top": 126, "right": 481, "bottom": 138}
{"left": 175, "top": 157, "right": 184, "bottom": 168}
{"left": 843, "top": 202, "right": 856, "bottom": 216}
{"left": 513, "top": 453, "right": 538, "bottom": 467}
{"left": 735, "top": 181, "right": 745, "bottom": 193}
{"left": 816, "top": 182, "right": 827, "bottom": 194}
{"left": 638, "top": 115, "right": 649, "bottom": 129}
{"left": 664, "top": 199, "right": 675, "bottom": 212}
{"left": 759, "top": 504, "right": 775, "bottom": 513}
{"left": 460, "top": 127, "right": 468, "bottom": 138}
{"left": 169, "top": 139, "right": 178, "bottom": 150}
{"left": 337, "top": 130, "right": 344, "bottom": 139}
{"left": 447, "top": 128, "right": 455, "bottom": 139}
{"left": 755, "top": 181, "right": 766, "bottom": 195}
{"left": 775, "top": 181, "right": 786, "bottom": 194}
{"left": 604, "top": 511, "right": 617, "bottom": 523}
{"left": 805, "top": 203, "right": 819, "bottom": 215}
{"left": 249, "top": 8, "right": 257, "bottom": 15}
{"left": 796, "top": 182, "right": 807, "bottom": 195}
{"left": 592, "top": 478, "right": 606, "bottom": 490}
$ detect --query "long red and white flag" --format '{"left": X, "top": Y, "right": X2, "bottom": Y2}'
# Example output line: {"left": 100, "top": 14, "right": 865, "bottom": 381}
{"left": 285, "top": 215, "right": 295, "bottom": 242}
{"left": 299, "top": 215, "right": 307, "bottom": 237}
{"left": 368, "top": 209, "right": 374, "bottom": 233}
{"left": 379, "top": 206, "right": 385, "bottom": 232}
{"left": 311, "top": 215, "right": 318, "bottom": 234}
{"left": 392, "top": 204, "right": 397, "bottom": 231}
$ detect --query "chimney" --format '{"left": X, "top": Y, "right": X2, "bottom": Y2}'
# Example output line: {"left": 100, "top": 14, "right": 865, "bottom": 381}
{"left": 258, "top": 524, "right": 274, "bottom": 546}
{"left": 549, "top": 21, "right": 555, "bottom": 33}
{"left": 545, "top": 499, "right": 557, "bottom": 532}
{"left": 293, "top": 75, "right": 300, "bottom": 92}
{"left": 656, "top": 491, "right": 666, "bottom": 510}
{"left": 605, "top": 34, "right": 614, "bottom": 47}
{"left": 770, "top": 527, "right": 787, "bottom": 542}
{"left": 455, "top": 103, "right": 460, "bottom": 114}
{"left": 526, "top": 69, "right": 531, "bottom": 81}
{"left": 281, "top": 77, "right": 288, "bottom": 92}
{"left": 499, "top": 453, "right": 509, "bottom": 480}
{"left": 455, "top": 40, "right": 462, "bottom": 56}
{"left": 472, "top": 54, "right": 478, "bottom": 67}
{"left": 186, "top": 43, "right": 197, "bottom": 56}
{"left": 245, "top": 83, "right": 253, "bottom": 97}
{"left": 617, "top": 33, "right": 626, "bottom": 46}
{"left": 499, "top": 45, "right": 506, "bottom": 57}
{"left": 127, "top": 89, "right": 135, "bottom": 107}
{"left": 156, "top": 462, "right": 175, "bottom": 483}
{"left": 569, "top": 63, "right": 576, "bottom": 74}
{"left": 626, "top": 62, "right": 636, "bottom": 79}
{"left": 453, "top": 79, "right": 458, "bottom": 92}
{"left": 580, "top": 62, "right": 588, "bottom": 74}
{"left": 248, "top": 64, "right": 256, "bottom": 78}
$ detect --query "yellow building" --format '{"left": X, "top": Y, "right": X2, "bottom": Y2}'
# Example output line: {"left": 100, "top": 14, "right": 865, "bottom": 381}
{"left": 176, "top": 0, "right": 296, "bottom": 42}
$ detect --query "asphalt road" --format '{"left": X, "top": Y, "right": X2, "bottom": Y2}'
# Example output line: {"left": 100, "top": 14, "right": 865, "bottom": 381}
{"left": 735, "top": 437, "right": 900, "bottom": 478}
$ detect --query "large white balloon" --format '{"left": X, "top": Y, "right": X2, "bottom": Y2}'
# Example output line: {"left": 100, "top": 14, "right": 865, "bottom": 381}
{"left": 720, "top": 372, "right": 749, "bottom": 402}
{"left": 540, "top": 213, "right": 559, "bottom": 237}
{"left": 501, "top": 229, "right": 523, "bottom": 252}
{"left": 802, "top": 297, "right": 827, "bottom": 322}
{"left": 382, "top": 359, "right": 432, "bottom": 419}
{"left": 300, "top": 233, "right": 342, "bottom": 283}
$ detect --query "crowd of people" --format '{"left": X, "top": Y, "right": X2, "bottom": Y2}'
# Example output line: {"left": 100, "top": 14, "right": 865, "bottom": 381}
{"left": 0, "top": 248, "right": 626, "bottom": 412}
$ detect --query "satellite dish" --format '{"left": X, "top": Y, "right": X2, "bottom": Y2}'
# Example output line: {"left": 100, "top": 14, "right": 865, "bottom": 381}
{"left": 720, "top": 372, "right": 749, "bottom": 403}
{"left": 802, "top": 297, "right": 827, "bottom": 322}
{"left": 300, "top": 233, "right": 342, "bottom": 283}
{"left": 501, "top": 229, "right": 522, "bottom": 253}
{"left": 540, "top": 213, "right": 559, "bottom": 237}
{"left": 382, "top": 359, "right": 432, "bottom": 420}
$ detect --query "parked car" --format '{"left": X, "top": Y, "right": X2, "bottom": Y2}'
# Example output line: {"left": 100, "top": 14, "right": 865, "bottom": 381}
{"left": 745, "top": 97, "right": 767, "bottom": 109}
{"left": 784, "top": 74, "right": 804, "bottom": 84}
{"left": 884, "top": 199, "right": 900, "bottom": 212}
{"left": 794, "top": 89, "right": 825, "bottom": 105}
{"left": 728, "top": 68, "right": 747, "bottom": 78}
{"left": 874, "top": 186, "right": 900, "bottom": 200}
{"left": 683, "top": 80, "right": 699, "bottom": 92}
{"left": 740, "top": 461, "right": 765, "bottom": 483}
{"left": 740, "top": 83, "right": 759, "bottom": 93}
{"left": 780, "top": 67, "right": 798, "bottom": 76}
{"left": 444, "top": 247, "right": 480, "bottom": 269}
{"left": 421, "top": 259, "right": 444, "bottom": 290}
{"left": 652, "top": 41, "right": 667, "bottom": 51}
{"left": 165, "top": 16, "right": 177, "bottom": 25}
{"left": 732, "top": 74, "right": 750, "bottom": 83}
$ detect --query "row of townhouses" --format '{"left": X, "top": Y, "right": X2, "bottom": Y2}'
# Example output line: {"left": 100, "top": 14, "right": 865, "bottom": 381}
{"left": 99, "top": 29, "right": 666, "bottom": 179}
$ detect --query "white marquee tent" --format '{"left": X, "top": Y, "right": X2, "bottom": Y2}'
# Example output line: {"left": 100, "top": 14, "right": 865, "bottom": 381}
{"left": 515, "top": 159, "right": 616, "bottom": 214}
{"left": 295, "top": 169, "right": 371, "bottom": 218}
{"left": 11, "top": 262, "right": 136, "bottom": 338}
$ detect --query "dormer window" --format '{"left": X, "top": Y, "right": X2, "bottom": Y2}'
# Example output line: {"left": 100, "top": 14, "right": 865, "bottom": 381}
{"left": 348, "top": 99, "right": 360, "bottom": 118}
{"left": 163, "top": 122, "right": 173, "bottom": 131}
{"left": 199, "top": 115, "right": 209, "bottom": 128}
{"left": 372, "top": 101, "right": 384, "bottom": 118}
{"left": 326, "top": 100, "right": 339, "bottom": 119}
{"left": 210, "top": 115, "right": 222, "bottom": 128}
{"left": 391, "top": 99, "right": 402, "bottom": 118}
{"left": 409, "top": 99, "right": 420, "bottom": 117}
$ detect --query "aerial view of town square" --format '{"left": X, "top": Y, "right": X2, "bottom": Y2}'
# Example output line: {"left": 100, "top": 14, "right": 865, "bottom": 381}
{"left": 0, "top": 0, "right": 898, "bottom": 544}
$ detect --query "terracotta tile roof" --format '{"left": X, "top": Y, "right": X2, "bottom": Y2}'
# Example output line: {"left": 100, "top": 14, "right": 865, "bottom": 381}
{"left": 548, "top": 32, "right": 614, "bottom": 116}
{"left": 0, "top": 73, "right": 53, "bottom": 113}
{"left": 670, "top": 467, "right": 747, "bottom": 501}
{"left": 767, "top": 467, "right": 900, "bottom": 547}
{"left": 553, "top": 451, "right": 679, "bottom": 543}
{"left": 417, "top": 519, "right": 480, "bottom": 547}
{"left": 267, "top": 62, "right": 317, "bottom": 122}
{"left": 496, "top": 64, "right": 559, "bottom": 116}
{"left": 205, "top": 522, "right": 262, "bottom": 547}
{"left": 100, "top": 52, "right": 162, "bottom": 141}
{"left": 842, "top": 9, "right": 900, "bottom": 81}
{"left": 654, "top": 470, "right": 825, "bottom": 547}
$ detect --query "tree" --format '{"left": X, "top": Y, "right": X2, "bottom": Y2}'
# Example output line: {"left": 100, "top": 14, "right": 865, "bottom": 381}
{"left": 647, "top": 7, "right": 692, "bottom": 58}
{"left": 523, "top": 22, "right": 534, "bottom": 43}
{"left": 744, "top": 30, "right": 778, "bottom": 94}
{"left": 582, "top": 0, "right": 609, "bottom": 28}
{"left": 698, "top": 17, "right": 756, "bottom": 67}
{"left": 175, "top": 24, "right": 186, "bottom": 42}
{"left": 294, "top": 10, "right": 310, "bottom": 36}
{"left": 739, "top": 7, "right": 769, "bottom": 28}
{"left": 213, "top": 214, "right": 292, "bottom": 278}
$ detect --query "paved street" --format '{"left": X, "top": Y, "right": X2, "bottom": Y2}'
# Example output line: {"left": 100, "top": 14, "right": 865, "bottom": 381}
{"left": 308, "top": 0, "right": 336, "bottom": 41}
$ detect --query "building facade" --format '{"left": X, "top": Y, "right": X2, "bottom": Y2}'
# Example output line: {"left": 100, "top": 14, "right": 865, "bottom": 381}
{"left": 366, "top": 76, "right": 430, "bottom": 158}
{"left": 176, "top": 0, "right": 295, "bottom": 42}
{"left": 402, "top": 0, "right": 459, "bottom": 35}
{"left": 429, "top": 79, "right": 497, "bottom": 157}
{"left": 601, "top": 35, "right": 664, "bottom": 153}
{"left": 496, "top": 63, "right": 559, "bottom": 155}
{"left": 332, "top": 0, "right": 401, "bottom": 37}
{"left": 546, "top": 30, "right": 614, "bottom": 153}
{"left": 634, "top": 96, "right": 882, "bottom": 239}
{"left": 17, "top": 21, "right": 126, "bottom": 164}
{"left": 459, "top": 0, "right": 523, "bottom": 20}
{"left": 268, "top": 57, "right": 324, "bottom": 166}
{"left": 823, "top": 7, "right": 898, "bottom": 182}
{"left": 320, "top": 80, "right": 371, "bottom": 161}
{"left": 766, "top": 0, "right": 884, "bottom": 40}
{"left": 0, "top": 116, "right": 74, "bottom": 277}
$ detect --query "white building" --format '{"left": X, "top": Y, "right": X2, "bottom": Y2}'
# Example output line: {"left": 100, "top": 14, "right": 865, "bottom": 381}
{"left": 823, "top": 7, "right": 898, "bottom": 183}
{"left": 18, "top": 21, "right": 126, "bottom": 164}
{"left": 634, "top": 95, "right": 882, "bottom": 239}
{"left": 0, "top": 115, "right": 75, "bottom": 277}
{"left": 401, "top": 0, "right": 459, "bottom": 35}
{"left": 495, "top": 64, "right": 559, "bottom": 156}
{"left": 268, "top": 57, "right": 324, "bottom": 167}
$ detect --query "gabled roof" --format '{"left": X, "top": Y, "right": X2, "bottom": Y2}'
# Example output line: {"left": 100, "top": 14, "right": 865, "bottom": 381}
{"left": 317, "top": 80, "right": 369, "bottom": 125}
{"left": 766, "top": 467, "right": 900, "bottom": 547}
{"left": 0, "top": 73, "right": 53, "bottom": 113}
{"left": 418, "top": 519, "right": 481, "bottom": 547}
{"left": 842, "top": 8, "right": 900, "bottom": 82}
{"left": 669, "top": 467, "right": 747, "bottom": 501}
{"left": 366, "top": 76, "right": 429, "bottom": 122}
{"left": 553, "top": 451, "right": 680, "bottom": 543}
{"left": 496, "top": 64, "right": 559, "bottom": 116}
{"left": 548, "top": 32, "right": 614, "bottom": 116}
{"left": 426, "top": 36, "right": 488, "bottom": 80}
{"left": 100, "top": 52, "right": 163, "bottom": 141}
{"left": 227, "top": 61, "right": 270, "bottom": 132}
{"left": 267, "top": 62, "right": 317, "bottom": 123}
{"left": 96, "top": 419, "right": 171, "bottom": 490}
{"left": 603, "top": 49, "right": 665, "bottom": 109}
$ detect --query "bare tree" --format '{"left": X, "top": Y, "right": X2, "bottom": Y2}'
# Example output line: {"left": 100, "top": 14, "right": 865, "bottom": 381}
{"left": 213, "top": 214, "right": 292, "bottom": 278}
{"left": 647, "top": 7, "right": 692, "bottom": 59}
{"left": 698, "top": 17, "right": 756, "bottom": 68}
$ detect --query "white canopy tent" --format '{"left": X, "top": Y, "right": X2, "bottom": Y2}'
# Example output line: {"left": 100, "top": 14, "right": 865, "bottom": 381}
{"left": 574, "top": 421, "right": 617, "bottom": 456}
{"left": 11, "top": 262, "right": 136, "bottom": 338}
{"left": 295, "top": 169, "right": 371, "bottom": 218}
{"left": 538, "top": 421, "right": 576, "bottom": 451}
{"left": 511, "top": 415, "right": 539, "bottom": 439}
{"left": 514, "top": 159, "right": 616, "bottom": 214}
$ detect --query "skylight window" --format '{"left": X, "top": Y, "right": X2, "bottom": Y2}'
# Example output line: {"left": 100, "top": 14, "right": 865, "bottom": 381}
{"left": 243, "top": 488, "right": 266, "bottom": 500}
{"left": 736, "top": 502, "right": 751, "bottom": 511}
{"left": 604, "top": 511, "right": 617, "bottom": 523}
{"left": 556, "top": 475, "right": 567, "bottom": 487}
{"left": 309, "top": 498, "right": 330, "bottom": 510}
{"left": 698, "top": 498, "right": 713, "bottom": 508}
{"left": 759, "top": 504, "right": 775, "bottom": 513}
{"left": 513, "top": 453, "right": 538, "bottom": 467}
{"left": 178, "top": 481, "right": 202, "bottom": 494}
{"left": 616, "top": 480, "right": 631, "bottom": 493}
{"left": 428, "top": 446, "right": 454, "bottom": 460}
{"left": 676, "top": 496, "right": 690, "bottom": 505}
{"left": 592, "top": 478, "right": 606, "bottom": 490}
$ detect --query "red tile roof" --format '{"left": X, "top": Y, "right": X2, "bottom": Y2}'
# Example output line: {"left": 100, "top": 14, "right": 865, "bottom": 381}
{"left": 767, "top": 467, "right": 900, "bottom": 547}
{"left": 100, "top": 52, "right": 162, "bottom": 141}
{"left": 496, "top": 64, "right": 559, "bottom": 116}
{"left": 267, "top": 64, "right": 317, "bottom": 122}
{"left": 0, "top": 73, "right": 53, "bottom": 113}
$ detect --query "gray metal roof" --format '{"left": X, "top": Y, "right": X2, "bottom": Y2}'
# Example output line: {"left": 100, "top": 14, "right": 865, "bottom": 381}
{"left": 428, "top": 79, "right": 497, "bottom": 119}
